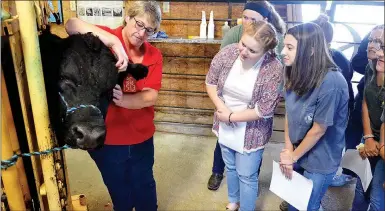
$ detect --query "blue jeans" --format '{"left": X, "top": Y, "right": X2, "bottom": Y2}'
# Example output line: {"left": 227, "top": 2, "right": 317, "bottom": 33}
{"left": 352, "top": 159, "right": 385, "bottom": 211}
{"left": 88, "top": 137, "right": 157, "bottom": 211}
{"left": 220, "top": 144, "right": 264, "bottom": 211}
{"left": 288, "top": 164, "right": 336, "bottom": 211}
{"left": 212, "top": 140, "right": 263, "bottom": 175}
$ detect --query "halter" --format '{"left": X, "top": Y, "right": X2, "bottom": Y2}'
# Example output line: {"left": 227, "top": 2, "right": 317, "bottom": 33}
{"left": 58, "top": 92, "right": 102, "bottom": 117}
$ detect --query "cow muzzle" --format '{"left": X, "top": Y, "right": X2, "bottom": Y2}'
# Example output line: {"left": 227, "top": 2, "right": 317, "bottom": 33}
{"left": 58, "top": 92, "right": 106, "bottom": 149}
{"left": 69, "top": 123, "right": 106, "bottom": 150}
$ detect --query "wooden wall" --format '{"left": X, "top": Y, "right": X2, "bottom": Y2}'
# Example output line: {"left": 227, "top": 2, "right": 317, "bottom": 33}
{"left": 61, "top": 1, "right": 287, "bottom": 38}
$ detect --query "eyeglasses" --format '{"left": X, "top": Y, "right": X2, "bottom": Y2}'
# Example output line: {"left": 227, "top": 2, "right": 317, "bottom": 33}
{"left": 368, "top": 38, "right": 385, "bottom": 51}
{"left": 133, "top": 17, "right": 156, "bottom": 36}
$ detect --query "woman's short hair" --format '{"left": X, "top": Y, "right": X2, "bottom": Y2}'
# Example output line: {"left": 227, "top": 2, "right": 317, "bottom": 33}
{"left": 284, "top": 22, "right": 337, "bottom": 96}
{"left": 245, "top": 0, "right": 286, "bottom": 34}
{"left": 125, "top": 1, "right": 162, "bottom": 29}
{"left": 311, "top": 14, "right": 333, "bottom": 44}
{"left": 243, "top": 20, "right": 278, "bottom": 52}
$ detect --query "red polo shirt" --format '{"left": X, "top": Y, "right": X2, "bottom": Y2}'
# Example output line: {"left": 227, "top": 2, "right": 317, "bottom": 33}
{"left": 97, "top": 25, "right": 163, "bottom": 145}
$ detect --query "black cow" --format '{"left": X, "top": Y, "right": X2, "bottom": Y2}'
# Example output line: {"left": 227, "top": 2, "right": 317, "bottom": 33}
{"left": 38, "top": 28, "right": 147, "bottom": 149}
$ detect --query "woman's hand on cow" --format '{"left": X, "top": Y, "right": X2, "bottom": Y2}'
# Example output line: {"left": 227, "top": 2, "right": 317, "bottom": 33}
{"left": 109, "top": 37, "right": 128, "bottom": 72}
{"left": 113, "top": 84, "right": 125, "bottom": 107}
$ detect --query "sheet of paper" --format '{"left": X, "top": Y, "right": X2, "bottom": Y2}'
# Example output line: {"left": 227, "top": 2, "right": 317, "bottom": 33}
{"left": 269, "top": 161, "right": 313, "bottom": 211}
{"left": 341, "top": 149, "right": 372, "bottom": 192}
{"left": 218, "top": 122, "right": 246, "bottom": 154}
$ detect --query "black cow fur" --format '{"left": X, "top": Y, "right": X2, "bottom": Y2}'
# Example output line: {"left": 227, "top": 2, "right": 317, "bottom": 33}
{"left": 3, "top": 27, "right": 148, "bottom": 150}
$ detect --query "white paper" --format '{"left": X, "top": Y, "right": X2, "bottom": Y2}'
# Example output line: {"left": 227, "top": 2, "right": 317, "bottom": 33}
{"left": 77, "top": 1, "right": 124, "bottom": 28}
{"left": 341, "top": 149, "right": 373, "bottom": 192}
{"left": 269, "top": 161, "right": 313, "bottom": 211}
{"left": 218, "top": 122, "right": 246, "bottom": 154}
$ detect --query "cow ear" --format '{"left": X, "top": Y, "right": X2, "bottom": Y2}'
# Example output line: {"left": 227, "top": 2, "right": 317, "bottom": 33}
{"left": 82, "top": 32, "right": 102, "bottom": 51}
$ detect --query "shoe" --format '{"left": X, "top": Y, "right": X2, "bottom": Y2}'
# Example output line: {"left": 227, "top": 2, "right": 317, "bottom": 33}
{"left": 281, "top": 201, "right": 324, "bottom": 211}
{"left": 330, "top": 174, "right": 354, "bottom": 187}
{"left": 226, "top": 202, "right": 239, "bottom": 211}
{"left": 279, "top": 201, "right": 289, "bottom": 211}
{"left": 207, "top": 173, "right": 223, "bottom": 191}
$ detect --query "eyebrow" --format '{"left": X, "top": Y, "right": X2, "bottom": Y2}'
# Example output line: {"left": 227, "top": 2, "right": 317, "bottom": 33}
{"left": 242, "top": 41, "right": 258, "bottom": 52}
{"left": 136, "top": 19, "right": 155, "bottom": 31}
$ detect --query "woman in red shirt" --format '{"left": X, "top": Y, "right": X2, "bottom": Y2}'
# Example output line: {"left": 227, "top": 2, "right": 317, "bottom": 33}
{"left": 65, "top": 2, "right": 162, "bottom": 211}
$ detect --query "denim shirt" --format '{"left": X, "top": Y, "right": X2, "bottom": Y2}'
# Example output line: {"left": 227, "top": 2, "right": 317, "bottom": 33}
{"left": 285, "top": 69, "right": 349, "bottom": 174}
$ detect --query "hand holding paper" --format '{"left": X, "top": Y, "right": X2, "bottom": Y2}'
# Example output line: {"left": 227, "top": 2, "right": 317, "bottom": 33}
{"left": 341, "top": 149, "right": 373, "bottom": 192}
{"left": 270, "top": 161, "right": 313, "bottom": 211}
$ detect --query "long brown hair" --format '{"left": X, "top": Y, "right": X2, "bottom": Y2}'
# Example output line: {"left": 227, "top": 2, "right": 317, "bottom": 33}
{"left": 246, "top": 0, "right": 286, "bottom": 34}
{"left": 284, "top": 22, "right": 337, "bottom": 96}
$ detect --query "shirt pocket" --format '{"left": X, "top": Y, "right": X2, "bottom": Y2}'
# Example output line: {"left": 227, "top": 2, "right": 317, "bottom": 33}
{"left": 300, "top": 103, "right": 316, "bottom": 127}
{"left": 292, "top": 104, "right": 316, "bottom": 142}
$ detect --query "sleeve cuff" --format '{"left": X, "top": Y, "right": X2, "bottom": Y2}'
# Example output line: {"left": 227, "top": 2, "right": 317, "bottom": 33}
{"left": 254, "top": 104, "right": 273, "bottom": 119}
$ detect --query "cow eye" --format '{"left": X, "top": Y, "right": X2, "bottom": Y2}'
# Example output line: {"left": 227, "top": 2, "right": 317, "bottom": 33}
{"left": 59, "top": 79, "right": 77, "bottom": 93}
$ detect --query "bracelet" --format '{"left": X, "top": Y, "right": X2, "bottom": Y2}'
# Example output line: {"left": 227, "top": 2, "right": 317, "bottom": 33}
{"left": 229, "top": 112, "right": 233, "bottom": 123}
{"left": 379, "top": 144, "right": 385, "bottom": 151}
{"left": 363, "top": 134, "right": 375, "bottom": 140}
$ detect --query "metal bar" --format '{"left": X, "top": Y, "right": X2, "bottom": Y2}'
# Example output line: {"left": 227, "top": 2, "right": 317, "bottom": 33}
{"left": 227, "top": 2, "right": 233, "bottom": 26}
{"left": 1, "top": 71, "right": 27, "bottom": 211}
{"left": 6, "top": 16, "right": 46, "bottom": 211}
{"left": 2, "top": 69, "right": 32, "bottom": 207}
{"left": 332, "top": 1, "right": 384, "bottom": 6}
{"left": 15, "top": 1, "right": 62, "bottom": 210}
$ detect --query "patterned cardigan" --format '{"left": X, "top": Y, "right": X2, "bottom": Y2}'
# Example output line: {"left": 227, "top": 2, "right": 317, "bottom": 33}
{"left": 206, "top": 43, "right": 283, "bottom": 150}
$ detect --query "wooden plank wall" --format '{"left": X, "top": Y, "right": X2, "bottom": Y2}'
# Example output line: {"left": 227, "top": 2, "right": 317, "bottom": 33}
{"left": 61, "top": 1, "right": 287, "bottom": 38}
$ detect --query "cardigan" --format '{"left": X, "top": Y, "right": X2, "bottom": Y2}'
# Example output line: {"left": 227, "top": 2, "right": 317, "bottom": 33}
{"left": 206, "top": 43, "right": 283, "bottom": 150}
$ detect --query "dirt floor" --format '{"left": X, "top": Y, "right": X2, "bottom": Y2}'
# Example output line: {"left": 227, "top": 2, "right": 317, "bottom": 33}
{"left": 65, "top": 132, "right": 356, "bottom": 211}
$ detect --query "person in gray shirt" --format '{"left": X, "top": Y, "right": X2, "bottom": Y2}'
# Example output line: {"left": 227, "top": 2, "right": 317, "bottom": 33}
{"left": 279, "top": 22, "right": 349, "bottom": 211}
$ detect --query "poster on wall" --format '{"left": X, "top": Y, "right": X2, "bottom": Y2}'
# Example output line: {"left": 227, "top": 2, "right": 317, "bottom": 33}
{"left": 77, "top": 1, "right": 124, "bottom": 28}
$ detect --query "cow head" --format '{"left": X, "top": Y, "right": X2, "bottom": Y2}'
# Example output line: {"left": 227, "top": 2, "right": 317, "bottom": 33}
{"left": 53, "top": 32, "right": 117, "bottom": 150}
{"left": 39, "top": 30, "right": 148, "bottom": 150}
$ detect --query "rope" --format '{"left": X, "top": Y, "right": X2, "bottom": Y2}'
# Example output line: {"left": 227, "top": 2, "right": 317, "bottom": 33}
{"left": 58, "top": 92, "right": 101, "bottom": 117}
{"left": 1, "top": 145, "right": 71, "bottom": 170}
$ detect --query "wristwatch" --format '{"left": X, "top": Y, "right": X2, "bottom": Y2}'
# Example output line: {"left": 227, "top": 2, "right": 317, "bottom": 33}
{"left": 363, "top": 134, "right": 375, "bottom": 140}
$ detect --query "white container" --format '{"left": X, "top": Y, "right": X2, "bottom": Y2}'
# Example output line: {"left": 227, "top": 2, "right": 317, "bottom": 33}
{"left": 200, "top": 11, "right": 207, "bottom": 39}
{"left": 207, "top": 11, "right": 215, "bottom": 39}
{"left": 222, "top": 21, "right": 230, "bottom": 38}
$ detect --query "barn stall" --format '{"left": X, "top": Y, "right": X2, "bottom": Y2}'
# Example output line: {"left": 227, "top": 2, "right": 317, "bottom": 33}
{"left": 2, "top": 0, "right": 382, "bottom": 210}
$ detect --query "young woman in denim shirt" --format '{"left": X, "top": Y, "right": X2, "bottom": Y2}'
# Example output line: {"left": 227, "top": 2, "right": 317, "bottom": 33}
{"left": 279, "top": 22, "right": 349, "bottom": 211}
{"left": 352, "top": 24, "right": 384, "bottom": 211}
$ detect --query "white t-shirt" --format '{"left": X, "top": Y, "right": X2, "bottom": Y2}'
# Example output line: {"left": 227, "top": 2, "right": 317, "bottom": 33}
{"left": 222, "top": 56, "right": 263, "bottom": 112}
{"left": 219, "top": 55, "right": 264, "bottom": 153}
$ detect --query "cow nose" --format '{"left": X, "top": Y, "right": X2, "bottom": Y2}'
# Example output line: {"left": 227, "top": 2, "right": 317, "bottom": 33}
{"left": 70, "top": 124, "right": 106, "bottom": 149}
